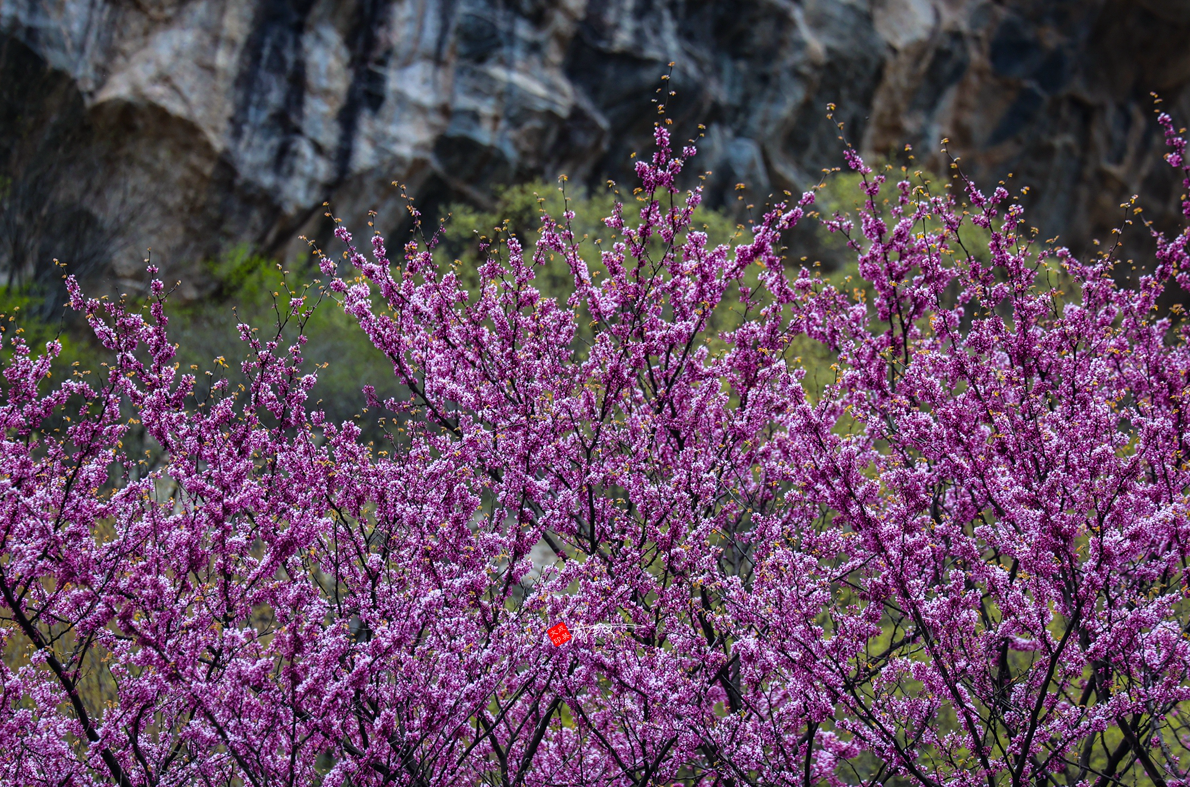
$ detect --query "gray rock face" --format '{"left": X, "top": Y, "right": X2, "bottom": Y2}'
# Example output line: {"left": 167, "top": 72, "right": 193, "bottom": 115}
{"left": 2, "top": 0, "right": 1189, "bottom": 292}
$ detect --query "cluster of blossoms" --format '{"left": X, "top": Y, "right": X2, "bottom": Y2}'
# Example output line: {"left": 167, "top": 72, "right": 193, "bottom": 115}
{"left": 1, "top": 109, "right": 1190, "bottom": 786}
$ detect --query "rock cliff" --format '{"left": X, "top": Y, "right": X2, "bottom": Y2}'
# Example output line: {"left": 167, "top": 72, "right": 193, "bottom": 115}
{"left": 2, "top": 0, "right": 1189, "bottom": 293}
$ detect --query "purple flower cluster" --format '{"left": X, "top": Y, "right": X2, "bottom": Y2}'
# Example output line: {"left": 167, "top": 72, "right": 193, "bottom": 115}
{"left": 2, "top": 117, "right": 1190, "bottom": 786}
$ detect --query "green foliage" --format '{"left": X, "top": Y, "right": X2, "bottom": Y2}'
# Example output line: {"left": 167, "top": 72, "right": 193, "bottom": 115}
{"left": 0, "top": 179, "right": 870, "bottom": 429}
{"left": 812, "top": 161, "right": 995, "bottom": 268}
{"left": 433, "top": 180, "right": 765, "bottom": 358}
{"left": 433, "top": 179, "right": 749, "bottom": 296}
{"left": 166, "top": 249, "right": 404, "bottom": 434}
{"left": 0, "top": 284, "right": 84, "bottom": 368}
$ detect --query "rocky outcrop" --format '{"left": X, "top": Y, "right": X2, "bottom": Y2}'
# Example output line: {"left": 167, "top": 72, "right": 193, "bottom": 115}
{"left": 2, "top": 0, "right": 1189, "bottom": 294}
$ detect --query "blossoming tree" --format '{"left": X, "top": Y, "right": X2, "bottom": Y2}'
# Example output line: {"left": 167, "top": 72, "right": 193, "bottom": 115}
{"left": 2, "top": 108, "right": 1189, "bottom": 786}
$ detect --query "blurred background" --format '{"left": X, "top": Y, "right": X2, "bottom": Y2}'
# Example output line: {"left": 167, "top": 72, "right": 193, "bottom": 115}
{"left": 2, "top": 0, "right": 1189, "bottom": 417}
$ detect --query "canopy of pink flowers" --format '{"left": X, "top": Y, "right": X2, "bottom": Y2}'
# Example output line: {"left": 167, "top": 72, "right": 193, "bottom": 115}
{"left": 2, "top": 115, "right": 1190, "bottom": 786}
